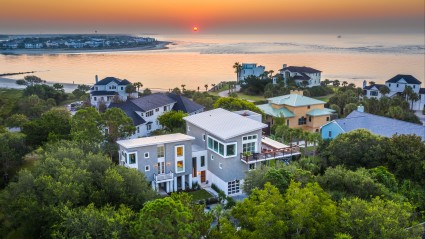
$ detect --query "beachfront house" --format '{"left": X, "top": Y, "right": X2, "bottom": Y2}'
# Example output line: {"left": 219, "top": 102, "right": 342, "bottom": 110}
{"left": 363, "top": 74, "right": 425, "bottom": 111}
{"left": 90, "top": 76, "right": 137, "bottom": 108}
{"left": 239, "top": 63, "right": 265, "bottom": 81}
{"left": 109, "top": 93, "right": 204, "bottom": 138}
{"left": 117, "top": 108, "right": 301, "bottom": 195}
{"left": 258, "top": 90, "right": 335, "bottom": 132}
{"left": 320, "top": 107, "right": 425, "bottom": 141}
{"left": 278, "top": 64, "right": 321, "bottom": 87}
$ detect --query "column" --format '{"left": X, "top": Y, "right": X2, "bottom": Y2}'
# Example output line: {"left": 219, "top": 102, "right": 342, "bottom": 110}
{"left": 182, "top": 175, "right": 186, "bottom": 190}
{"left": 174, "top": 177, "right": 178, "bottom": 192}
{"left": 166, "top": 181, "right": 170, "bottom": 193}
{"left": 188, "top": 174, "right": 193, "bottom": 189}
{"left": 151, "top": 181, "right": 155, "bottom": 190}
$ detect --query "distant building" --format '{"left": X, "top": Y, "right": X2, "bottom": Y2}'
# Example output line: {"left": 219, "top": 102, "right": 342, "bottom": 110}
{"left": 24, "top": 43, "right": 43, "bottom": 49}
{"left": 90, "top": 76, "right": 137, "bottom": 107}
{"left": 278, "top": 64, "right": 321, "bottom": 87}
{"left": 239, "top": 63, "right": 265, "bottom": 81}
{"left": 320, "top": 108, "right": 425, "bottom": 141}
{"left": 109, "top": 93, "right": 204, "bottom": 138}
{"left": 258, "top": 91, "right": 335, "bottom": 132}
{"left": 363, "top": 74, "right": 425, "bottom": 111}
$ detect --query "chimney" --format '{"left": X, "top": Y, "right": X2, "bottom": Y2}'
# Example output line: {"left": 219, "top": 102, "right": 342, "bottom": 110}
{"left": 95, "top": 75, "right": 98, "bottom": 83}
{"left": 362, "top": 80, "right": 366, "bottom": 89}
{"left": 290, "top": 90, "right": 303, "bottom": 96}
{"left": 282, "top": 64, "right": 287, "bottom": 69}
{"left": 357, "top": 105, "right": 364, "bottom": 112}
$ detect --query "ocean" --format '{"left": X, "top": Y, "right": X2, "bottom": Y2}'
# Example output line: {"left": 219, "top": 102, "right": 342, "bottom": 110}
{"left": 0, "top": 34, "right": 424, "bottom": 90}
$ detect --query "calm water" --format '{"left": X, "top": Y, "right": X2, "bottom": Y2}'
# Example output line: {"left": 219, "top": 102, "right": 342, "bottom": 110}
{"left": 1, "top": 34, "right": 424, "bottom": 90}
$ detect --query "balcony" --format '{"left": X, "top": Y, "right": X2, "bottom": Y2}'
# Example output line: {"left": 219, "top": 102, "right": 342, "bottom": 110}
{"left": 240, "top": 146, "right": 300, "bottom": 164}
{"left": 154, "top": 171, "right": 174, "bottom": 183}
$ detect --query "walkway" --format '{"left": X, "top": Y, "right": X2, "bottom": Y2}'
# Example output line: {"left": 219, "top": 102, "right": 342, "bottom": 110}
{"left": 414, "top": 110, "right": 425, "bottom": 126}
{"left": 218, "top": 85, "right": 241, "bottom": 97}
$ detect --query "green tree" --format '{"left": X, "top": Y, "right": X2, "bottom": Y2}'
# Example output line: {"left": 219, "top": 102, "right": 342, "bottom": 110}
{"left": 243, "top": 166, "right": 293, "bottom": 195}
{"left": 71, "top": 107, "right": 104, "bottom": 146}
{"left": 333, "top": 80, "right": 340, "bottom": 87}
{"left": 157, "top": 110, "right": 188, "bottom": 133}
{"left": 16, "top": 75, "right": 43, "bottom": 86}
{"left": 0, "top": 132, "right": 29, "bottom": 186}
{"left": 339, "top": 197, "right": 423, "bottom": 239}
{"left": 125, "top": 84, "right": 136, "bottom": 98}
{"left": 213, "top": 97, "right": 262, "bottom": 114}
{"left": 142, "top": 88, "right": 152, "bottom": 96}
{"left": 343, "top": 103, "right": 358, "bottom": 116}
{"left": 4, "top": 113, "right": 29, "bottom": 128}
{"left": 52, "top": 83, "right": 64, "bottom": 92}
{"left": 379, "top": 85, "right": 390, "bottom": 96}
{"left": 131, "top": 193, "right": 212, "bottom": 239}
{"left": 133, "top": 82, "right": 143, "bottom": 93}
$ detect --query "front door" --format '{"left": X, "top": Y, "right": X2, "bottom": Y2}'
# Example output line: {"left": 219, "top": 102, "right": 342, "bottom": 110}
{"left": 201, "top": 171, "right": 206, "bottom": 183}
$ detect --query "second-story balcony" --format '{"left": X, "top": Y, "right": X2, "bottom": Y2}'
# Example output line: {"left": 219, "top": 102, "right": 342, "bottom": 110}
{"left": 240, "top": 137, "right": 301, "bottom": 164}
{"left": 154, "top": 171, "right": 174, "bottom": 183}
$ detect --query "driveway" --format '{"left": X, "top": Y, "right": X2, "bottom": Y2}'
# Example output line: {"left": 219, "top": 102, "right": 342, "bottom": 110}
{"left": 218, "top": 85, "right": 241, "bottom": 97}
{"left": 414, "top": 111, "right": 425, "bottom": 126}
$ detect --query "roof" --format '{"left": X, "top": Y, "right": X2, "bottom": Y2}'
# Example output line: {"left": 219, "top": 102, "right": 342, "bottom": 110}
{"left": 131, "top": 93, "right": 176, "bottom": 112}
{"left": 307, "top": 108, "right": 335, "bottom": 116}
{"left": 118, "top": 79, "right": 131, "bottom": 85}
{"left": 95, "top": 77, "right": 122, "bottom": 86}
{"left": 184, "top": 108, "right": 267, "bottom": 140}
{"left": 386, "top": 75, "right": 421, "bottom": 85}
{"left": 261, "top": 137, "right": 289, "bottom": 149}
{"left": 257, "top": 104, "right": 295, "bottom": 118}
{"left": 420, "top": 88, "right": 425, "bottom": 94}
{"left": 363, "top": 84, "right": 385, "bottom": 90}
{"left": 90, "top": 91, "right": 118, "bottom": 96}
{"left": 109, "top": 101, "right": 146, "bottom": 126}
{"left": 331, "top": 110, "right": 425, "bottom": 141}
{"left": 117, "top": 133, "right": 195, "bottom": 149}
{"left": 267, "top": 94, "right": 325, "bottom": 107}
{"left": 280, "top": 66, "right": 321, "bottom": 74}
{"left": 166, "top": 93, "right": 204, "bottom": 114}
{"left": 293, "top": 73, "right": 311, "bottom": 81}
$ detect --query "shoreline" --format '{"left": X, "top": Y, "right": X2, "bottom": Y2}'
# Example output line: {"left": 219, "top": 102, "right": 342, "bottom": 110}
{"left": 0, "top": 41, "right": 171, "bottom": 55}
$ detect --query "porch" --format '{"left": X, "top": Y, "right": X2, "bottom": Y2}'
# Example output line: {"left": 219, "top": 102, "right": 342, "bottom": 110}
{"left": 240, "top": 137, "right": 301, "bottom": 164}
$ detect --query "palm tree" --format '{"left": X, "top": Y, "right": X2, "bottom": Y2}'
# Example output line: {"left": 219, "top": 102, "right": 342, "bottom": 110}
{"left": 294, "top": 128, "right": 304, "bottom": 146}
{"left": 268, "top": 70, "right": 274, "bottom": 79}
{"left": 342, "top": 81, "right": 348, "bottom": 87}
{"left": 204, "top": 84, "right": 208, "bottom": 92}
{"left": 303, "top": 131, "right": 311, "bottom": 155}
{"left": 211, "top": 83, "right": 216, "bottom": 91}
{"left": 409, "top": 92, "right": 419, "bottom": 110}
{"left": 197, "top": 86, "right": 200, "bottom": 92}
{"left": 323, "top": 79, "right": 331, "bottom": 86}
{"left": 333, "top": 80, "right": 340, "bottom": 87}
{"left": 125, "top": 84, "right": 136, "bottom": 98}
{"left": 233, "top": 62, "right": 242, "bottom": 82}
{"left": 369, "top": 81, "right": 376, "bottom": 86}
{"left": 379, "top": 85, "right": 390, "bottom": 97}
{"left": 133, "top": 82, "right": 143, "bottom": 94}
{"left": 181, "top": 84, "right": 186, "bottom": 92}
{"left": 310, "top": 132, "right": 321, "bottom": 156}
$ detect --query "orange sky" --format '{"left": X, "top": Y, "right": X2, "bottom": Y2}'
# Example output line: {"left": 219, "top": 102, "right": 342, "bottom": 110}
{"left": 1, "top": 0, "right": 424, "bottom": 33}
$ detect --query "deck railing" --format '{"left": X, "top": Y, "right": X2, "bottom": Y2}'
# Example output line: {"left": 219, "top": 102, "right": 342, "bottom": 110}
{"left": 154, "top": 171, "right": 174, "bottom": 182}
{"left": 240, "top": 146, "right": 300, "bottom": 164}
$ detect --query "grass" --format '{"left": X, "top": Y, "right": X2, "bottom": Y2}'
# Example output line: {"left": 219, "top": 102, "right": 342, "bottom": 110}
{"left": 236, "top": 93, "right": 265, "bottom": 102}
{"left": 186, "top": 189, "right": 214, "bottom": 201}
{"left": 313, "top": 93, "right": 334, "bottom": 103}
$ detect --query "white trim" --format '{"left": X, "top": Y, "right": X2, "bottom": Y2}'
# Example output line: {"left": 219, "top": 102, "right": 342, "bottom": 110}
{"left": 144, "top": 152, "right": 150, "bottom": 159}
{"left": 145, "top": 165, "right": 150, "bottom": 171}
{"left": 127, "top": 151, "right": 138, "bottom": 169}
{"left": 207, "top": 135, "right": 237, "bottom": 158}
{"left": 175, "top": 145, "right": 185, "bottom": 173}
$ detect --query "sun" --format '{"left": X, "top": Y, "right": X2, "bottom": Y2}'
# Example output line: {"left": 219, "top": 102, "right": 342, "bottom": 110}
{"left": 193, "top": 26, "right": 199, "bottom": 32}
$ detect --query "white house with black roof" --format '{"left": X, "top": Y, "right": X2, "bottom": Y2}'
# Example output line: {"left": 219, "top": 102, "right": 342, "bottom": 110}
{"left": 109, "top": 93, "right": 204, "bottom": 138}
{"left": 363, "top": 74, "right": 425, "bottom": 111}
{"left": 278, "top": 64, "right": 321, "bottom": 87}
{"left": 90, "top": 76, "right": 137, "bottom": 107}
{"left": 239, "top": 63, "right": 266, "bottom": 82}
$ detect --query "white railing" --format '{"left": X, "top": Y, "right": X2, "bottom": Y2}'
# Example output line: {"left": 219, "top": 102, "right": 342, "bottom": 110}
{"left": 154, "top": 171, "right": 174, "bottom": 182}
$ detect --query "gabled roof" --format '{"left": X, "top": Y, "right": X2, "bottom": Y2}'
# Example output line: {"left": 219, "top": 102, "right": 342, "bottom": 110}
{"left": 363, "top": 84, "right": 385, "bottom": 90}
{"left": 109, "top": 101, "right": 146, "bottom": 126}
{"left": 419, "top": 88, "right": 425, "bottom": 94}
{"left": 117, "top": 133, "right": 194, "bottom": 149}
{"left": 280, "top": 66, "right": 321, "bottom": 74}
{"left": 267, "top": 94, "right": 325, "bottom": 107}
{"left": 293, "top": 73, "right": 311, "bottom": 81}
{"left": 95, "top": 77, "right": 132, "bottom": 86}
{"left": 184, "top": 108, "right": 267, "bottom": 140}
{"left": 257, "top": 104, "right": 295, "bottom": 118}
{"left": 166, "top": 93, "right": 204, "bottom": 114}
{"left": 90, "top": 91, "right": 118, "bottom": 96}
{"left": 331, "top": 110, "right": 425, "bottom": 141}
{"left": 386, "top": 75, "right": 421, "bottom": 85}
{"left": 131, "top": 93, "right": 176, "bottom": 112}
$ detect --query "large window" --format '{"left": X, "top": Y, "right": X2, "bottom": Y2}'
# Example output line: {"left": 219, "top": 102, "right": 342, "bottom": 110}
{"left": 298, "top": 116, "right": 307, "bottom": 125}
{"left": 242, "top": 134, "right": 257, "bottom": 154}
{"left": 157, "top": 145, "right": 165, "bottom": 158}
{"left": 200, "top": 156, "right": 205, "bottom": 167}
{"left": 243, "top": 142, "right": 256, "bottom": 153}
{"left": 176, "top": 146, "right": 184, "bottom": 157}
{"left": 177, "top": 160, "right": 184, "bottom": 172}
{"left": 146, "top": 111, "right": 153, "bottom": 117}
{"left": 207, "top": 136, "right": 237, "bottom": 158}
{"left": 128, "top": 153, "right": 137, "bottom": 164}
{"left": 228, "top": 180, "right": 240, "bottom": 195}
{"left": 175, "top": 145, "right": 185, "bottom": 173}
{"left": 370, "top": 91, "right": 378, "bottom": 96}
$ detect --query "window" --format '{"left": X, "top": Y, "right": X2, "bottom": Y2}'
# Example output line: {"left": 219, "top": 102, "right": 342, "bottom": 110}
{"left": 163, "top": 106, "right": 167, "bottom": 111}
{"left": 202, "top": 134, "right": 206, "bottom": 141}
{"left": 207, "top": 136, "right": 237, "bottom": 158}
{"left": 397, "top": 84, "right": 399, "bottom": 87}
{"left": 137, "top": 127, "right": 140, "bottom": 133}
{"left": 326, "top": 117, "right": 330, "bottom": 121}
{"left": 192, "top": 157, "right": 197, "bottom": 177}
{"left": 155, "top": 108, "right": 159, "bottom": 112}
{"left": 211, "top": 155, "right": 214, "bottom": 160}
{"left": 146, "top": 111, "right": 153, "bottom": 117}
{"left": 157, "top": 145, "right": 165, "bottom": 158}
{"left": 208, "top": 137, "right": 213, "bottom": 148}
{"left": 242, "top": 134, "right": 257, "bottom": 154}
{"left": 121, "top": 87, "right": 123, "bottom": 90}
{"left": 309, "top": 116, "right": 312, "bottom": 122}
{"left": 298, "top": 116, "right": 307, "bottom": 125}
{"left": 328, "top": 131, "right": 332, "bottom": 138}
{"left": 200, "top": 156, "right": 205, "bottom": 167}
{"left": 95, "top": 87, "right": 98, "bottom": 90}
{"left": 413, "top": 85, "right": 416, "bottom": 89}
{"left": 94, "top": 97, "right": 97, "bottom": 101}
{"left": 389, "top": 84, "right": 391, "bottom": 87}
{"left": 370, "top": 91, "right": 378, "bottom": 96}
{"left": 176, "top": 160, "right": 184, "bottom": 172}
{"left": 249, "top": 163, "right": 256, "bottom": 170}
{"left": 145, "top": 165, "right": 150, "bottom": 171}
{"left": 228, "top": 180, "right": 240, "bottom": 195}
{"left": 128, "top": 153, "right": 136, "bottom": 164}
{"left": 140, "top": 112, "right": 144, "bottom": 117}
{"left": 226, "top": 144, "right": 236, "bottom": 157}
{"left": 176, "top": 145, "right": 184, "bottom": 157}
{"left": 307, "top": 105, "right": 311, "bottom": 109}
{"left": 146, "top": 124, "right": 152, "bottom": 131}
{"left": 243, "top": 142, "right": 256, "bottom": 153}
{"left": 144, "top": 152, "right": 149, "bottom": 158}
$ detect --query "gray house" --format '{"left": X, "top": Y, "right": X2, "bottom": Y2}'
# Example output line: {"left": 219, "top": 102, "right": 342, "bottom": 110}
{"left": 118, "top": 108, "right": 301, "bottom": 195}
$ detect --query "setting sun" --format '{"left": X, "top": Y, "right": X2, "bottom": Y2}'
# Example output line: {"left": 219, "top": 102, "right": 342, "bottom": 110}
{"left": 193, "top": 26, "right": 198, "bottom": 32}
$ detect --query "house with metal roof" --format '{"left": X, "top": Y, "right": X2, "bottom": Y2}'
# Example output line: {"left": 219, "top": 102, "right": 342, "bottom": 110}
{"left": 117, "top": 108, "right": 301, "bottom": 195}
{"left": 89, "top": 75, "right": 137, "bottom": 108}
{"left": 320, "top": 109, "right": 425, "bottom": 141}
{"left": 239, "top": 63, "right": 266, "bottom": 82}
{"left": 363, "top": 74, "right": 425, "bottom": 111}
{"left": 257, "top": 91, "right": 335, "bottom": 132}
{"left": 278, "top": 64, "right": 322, "bottom": 87}
{"left": 109, "top": 93, "right": 204, "bottom": 138}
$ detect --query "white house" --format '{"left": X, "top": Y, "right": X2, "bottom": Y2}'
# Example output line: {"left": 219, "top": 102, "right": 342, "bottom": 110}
{"left": 278, "top": 64, "right": 321, "bottom": 87}
{"left": 24, "top": 43, "right": 43, "bottom": 49}
{"left": 90, "top": 76, "right": 137, "bottom": 108}
{"left": 239, "top": 63, "right": 265, "bottom": 81}
{"left": 363, "top": 75, "right": 425, "bottom": 111}
{"left": 117, "top": 108, "right": 301, "bottom": 195}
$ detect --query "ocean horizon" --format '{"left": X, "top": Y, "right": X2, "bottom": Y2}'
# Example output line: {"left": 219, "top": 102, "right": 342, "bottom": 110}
{"left": 1, "top": 33, "right": 424, "bottom": 90}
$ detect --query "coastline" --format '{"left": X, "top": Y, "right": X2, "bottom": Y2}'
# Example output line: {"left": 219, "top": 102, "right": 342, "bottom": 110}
{"left": 0, "top": 41, "right": 171, "bottom": 55}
